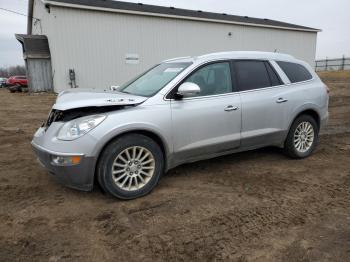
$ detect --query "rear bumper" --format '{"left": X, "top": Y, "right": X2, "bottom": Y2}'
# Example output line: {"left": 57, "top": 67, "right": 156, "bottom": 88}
{"left": 320, "top": 111, "right": 329, "bottom": 129}
{"left": 32, "top": 141, "right": 95, "bottom": 191}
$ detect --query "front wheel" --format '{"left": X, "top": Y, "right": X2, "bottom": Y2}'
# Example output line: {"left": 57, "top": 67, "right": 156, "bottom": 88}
{"left": 97, "top": 134, "right": 164, "bottom": 199}
{"left": 284, "top": 115, "right": 319, "bottom": 158}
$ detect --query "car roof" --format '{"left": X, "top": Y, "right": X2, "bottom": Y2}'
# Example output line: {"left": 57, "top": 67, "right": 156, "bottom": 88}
{"left": 163, "top": 51, "right": 297, "bottom": 63}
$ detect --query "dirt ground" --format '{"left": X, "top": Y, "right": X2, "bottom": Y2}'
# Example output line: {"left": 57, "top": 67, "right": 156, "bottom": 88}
{"left": 1, "top": 71, "right": 350, "bottom": 262}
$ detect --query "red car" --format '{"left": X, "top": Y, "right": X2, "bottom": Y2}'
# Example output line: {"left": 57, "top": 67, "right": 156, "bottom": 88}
{"left": 6, "top": 75, "right": 28, "bottom": 86}
{"left": 6, "top": 76, "right": 28, "bottom": 92}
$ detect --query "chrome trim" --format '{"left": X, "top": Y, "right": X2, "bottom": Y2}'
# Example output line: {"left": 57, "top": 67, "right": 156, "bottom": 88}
{"left": 171, "top": 91, "right": 240, "bottom": 101}
{"left": 162, "top": 58, "right": 317, "bottom": 101}
{"left": 31, "top": 141, "right": 85, "bottom": 156}
{"left": 276, "top": 98, "right": 288, "bottom": 103}
{"left": 235, "top": 83, "right": 286, "bottom": 95}
{"left": 235, "top": 79, "right": 315, "bottom": 95}
{"left": 224, "top": 105, "right": 239, "bottom": 111}
{"left": 285, "top": 78, "right": 315, "bottom": 86}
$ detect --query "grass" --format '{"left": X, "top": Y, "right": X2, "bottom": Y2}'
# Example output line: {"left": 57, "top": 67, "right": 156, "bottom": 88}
{"left": 317, "top": 70, "right": 350, "bottom": 82}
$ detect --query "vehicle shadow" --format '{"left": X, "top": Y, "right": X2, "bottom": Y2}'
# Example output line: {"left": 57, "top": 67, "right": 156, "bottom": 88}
{"left": 88, "top": 146, "right": 288, "bottom": 200}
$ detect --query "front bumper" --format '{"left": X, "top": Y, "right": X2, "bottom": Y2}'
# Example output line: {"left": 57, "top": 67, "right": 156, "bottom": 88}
{"left": 32, "top": 141, "right": 96, "bottom": 191}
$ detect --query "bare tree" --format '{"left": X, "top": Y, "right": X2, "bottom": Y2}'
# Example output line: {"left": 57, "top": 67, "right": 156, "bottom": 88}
{"left": 0, "top": 65, "right": 26, "bottom": 78}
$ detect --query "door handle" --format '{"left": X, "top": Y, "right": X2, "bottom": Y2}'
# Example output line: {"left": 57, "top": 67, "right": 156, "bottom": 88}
{"left": 224, "top": 105, "right": 239, "bottom": 112}
{"left": 276, "top": 98, "right": 288, "bottom": 103}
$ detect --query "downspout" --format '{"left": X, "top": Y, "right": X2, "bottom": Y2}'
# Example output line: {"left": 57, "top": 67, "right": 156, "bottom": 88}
{"left": 27, "top": 0, "right": 34, "bottom": 34}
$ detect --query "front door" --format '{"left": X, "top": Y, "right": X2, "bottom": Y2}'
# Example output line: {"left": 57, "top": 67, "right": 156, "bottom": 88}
{"left": 170, "top": 61, "right": 241, "bottom": 162}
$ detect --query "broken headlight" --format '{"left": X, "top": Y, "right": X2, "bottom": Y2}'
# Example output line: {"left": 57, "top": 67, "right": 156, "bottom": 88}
{"left": 57, "top": 114, "right": 106, "bottom": 141}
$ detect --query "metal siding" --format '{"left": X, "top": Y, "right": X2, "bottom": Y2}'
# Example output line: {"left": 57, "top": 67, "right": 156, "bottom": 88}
{"left": 27, "top": 59, "right": 53, "bottom": 92}
{"left": 32, "top": 1, "right": 317, "bottom": 92}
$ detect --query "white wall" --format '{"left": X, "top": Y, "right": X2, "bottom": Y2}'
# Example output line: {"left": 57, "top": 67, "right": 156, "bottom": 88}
{"left": 33, "top": 1, "right": 317, "bottom": 92}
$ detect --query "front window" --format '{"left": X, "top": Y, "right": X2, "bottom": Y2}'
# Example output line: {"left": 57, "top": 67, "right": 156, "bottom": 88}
{"left": 183, "top": 62, "right": 233, "bottom": 97}
{"left": 118, "top": 62, "right": 192, "bottom": 97}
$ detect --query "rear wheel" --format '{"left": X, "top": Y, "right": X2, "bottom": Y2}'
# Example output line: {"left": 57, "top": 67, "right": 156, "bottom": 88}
{"left": 9, "top": 85, "right": 17, "bottom": 93}
{"left": 97, "top": 134, "right": 164, "bottom": 199}
{"left": 284, "top": 114, "right": 319, "bottom": 158}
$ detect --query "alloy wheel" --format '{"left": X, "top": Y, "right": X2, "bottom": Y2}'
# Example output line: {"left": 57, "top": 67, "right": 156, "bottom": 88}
{"left": 293, "top": 121, "right": 315, "bottom": 153}
{"left": 111, "top": 146, "right": 155, "bottom": 191}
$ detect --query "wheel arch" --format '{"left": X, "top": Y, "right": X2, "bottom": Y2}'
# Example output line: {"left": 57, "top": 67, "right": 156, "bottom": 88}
{"left": 292, "top": 109, "right": 321, "bottom": 129}
{"left": 283, "top": 108, "right": 320, "bottom": 158}
{"left": 93, "top": 128, "right": 170, "bottom": 187}
{"left": 286, "top": 107, "right": 321, "bottom": 141}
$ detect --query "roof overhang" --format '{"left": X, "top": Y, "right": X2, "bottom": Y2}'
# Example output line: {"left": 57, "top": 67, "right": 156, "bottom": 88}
{"left": 31, "top": 0, "right": 320, "bottom": 33}
{"left": 15, "top": 34, "right": 51, "bottom": 59}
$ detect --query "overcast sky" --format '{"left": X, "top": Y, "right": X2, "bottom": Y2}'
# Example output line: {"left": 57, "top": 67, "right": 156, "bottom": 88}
{"left": 0, "top": 0, "right": 349, "bottom": 67}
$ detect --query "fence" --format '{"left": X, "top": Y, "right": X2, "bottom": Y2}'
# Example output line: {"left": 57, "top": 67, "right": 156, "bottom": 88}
{"left": 315, "top": 56, "right": 350, "bottom": 71}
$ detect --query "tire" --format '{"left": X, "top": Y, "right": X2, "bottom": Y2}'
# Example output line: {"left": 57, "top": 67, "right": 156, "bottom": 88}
{"left": 97, "top": 134, "right": 164, "bottom": 200}
{"left": 9, "top": 86, "right": 16, "bottom": 93}
{"left": 284, "top": 114, "right": 319, "bottom": 158}
{"left": 17, "top": 84, "right": 22, "bottom": 92}
{"left": 19, "top": 85, "right": 28, "bottom": 93}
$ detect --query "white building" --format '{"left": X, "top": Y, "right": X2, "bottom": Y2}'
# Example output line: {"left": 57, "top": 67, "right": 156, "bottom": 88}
{"left": 18, "top": 0, "right": 320, "bottom": 92}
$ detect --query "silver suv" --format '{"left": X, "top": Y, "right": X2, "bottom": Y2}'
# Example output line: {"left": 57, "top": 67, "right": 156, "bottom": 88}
{"left": 32, "top": 51, "right": 329, "bottom": 199}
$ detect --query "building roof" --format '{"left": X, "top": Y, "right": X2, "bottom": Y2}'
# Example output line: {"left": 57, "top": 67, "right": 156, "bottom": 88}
{"left": 35, "top": 0, "right": 320, "bottom": 33}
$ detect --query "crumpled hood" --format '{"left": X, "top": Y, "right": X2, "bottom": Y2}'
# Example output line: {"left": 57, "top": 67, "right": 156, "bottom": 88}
{"left": 53, "top": 88, "right": 148, "bottom": 110}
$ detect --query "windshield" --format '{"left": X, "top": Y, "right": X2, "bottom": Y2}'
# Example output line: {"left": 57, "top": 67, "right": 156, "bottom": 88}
{"left": 118, "top": 62, "right": 192, "bottom": 97}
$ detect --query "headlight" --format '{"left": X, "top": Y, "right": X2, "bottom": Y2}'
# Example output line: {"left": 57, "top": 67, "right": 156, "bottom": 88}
{"left": 57, "top": 114, "right": 106, "bottom": 141}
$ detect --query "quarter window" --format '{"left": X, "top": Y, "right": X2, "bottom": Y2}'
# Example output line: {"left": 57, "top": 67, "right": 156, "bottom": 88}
{"left": 277, "top": 61, "right": 312, "bottom": 83}
{"left": 183, "top": 62, "right": 232, "bottom": 97}
{"left": 235, "top": 60, "right": 273, "bottom": 91}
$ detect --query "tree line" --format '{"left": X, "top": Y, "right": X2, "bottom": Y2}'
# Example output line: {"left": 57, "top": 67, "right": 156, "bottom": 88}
{"left": 0, "top": 65, "right": 26, "bottom": 78}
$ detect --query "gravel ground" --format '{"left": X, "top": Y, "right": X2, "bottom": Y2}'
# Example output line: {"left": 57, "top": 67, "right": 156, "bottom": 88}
{"left": 0, "top": 71, "right": 350, "bottom": 261}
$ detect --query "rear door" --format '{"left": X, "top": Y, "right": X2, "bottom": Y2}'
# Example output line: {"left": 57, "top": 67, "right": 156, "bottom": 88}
{"left": 234, "top": 60, "right": 290, "bottom": 148}
{"left": 170, "top": 61, "right": 241, "bottom": 162}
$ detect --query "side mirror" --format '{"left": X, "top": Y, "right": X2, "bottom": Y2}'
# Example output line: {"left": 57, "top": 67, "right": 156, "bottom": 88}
{"left": 177, "top": 82, "right": 201, "bottom": 97}
{"left": 110, "top": 85, "right": 120, "bottom": 91}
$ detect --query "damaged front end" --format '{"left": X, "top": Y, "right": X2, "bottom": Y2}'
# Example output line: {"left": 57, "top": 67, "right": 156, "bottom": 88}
{"left": 43, "top": 89, "right": 148, "bottom": 129}
{"left": 32, "top": 89, "right": 148, "bottom": 191}
{"left": 43, "top": 105, "right": 134, "bottom": 130}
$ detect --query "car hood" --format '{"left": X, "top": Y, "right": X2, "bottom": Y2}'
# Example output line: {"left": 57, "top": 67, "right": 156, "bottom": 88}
{"left": 53, "top": 88, "right": 148, "bottom": 110}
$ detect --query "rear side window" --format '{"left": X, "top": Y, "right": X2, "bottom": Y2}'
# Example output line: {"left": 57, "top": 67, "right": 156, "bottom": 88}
{"left": 277, "top": 61, "right": 312, "bottom": 83}
{"left": 235, "top": 60, "right": 272, "bottom": 91}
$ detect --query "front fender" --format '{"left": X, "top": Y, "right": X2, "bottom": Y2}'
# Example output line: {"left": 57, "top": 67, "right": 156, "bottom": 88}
{"left": 92, "top": 123, "right": 171, "bottom": 156}
{"left": 88, "top": 105, "right": 172, "bottom": 163}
